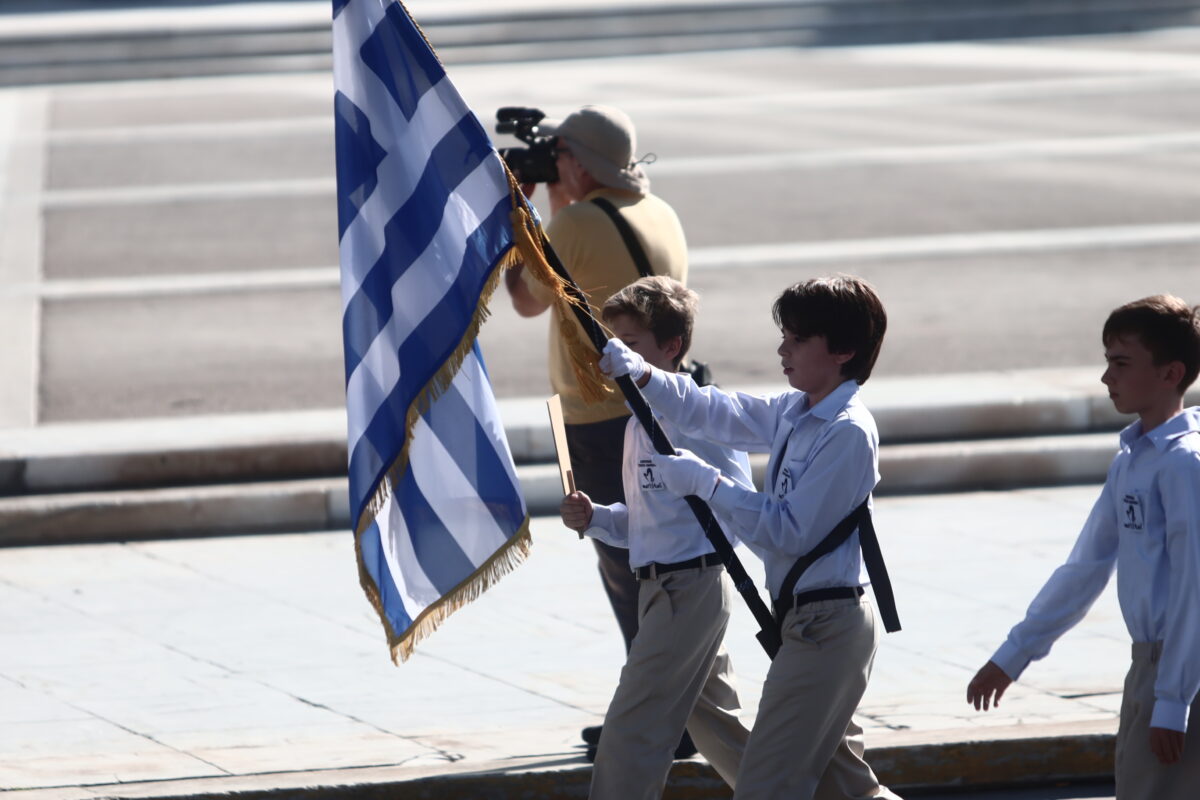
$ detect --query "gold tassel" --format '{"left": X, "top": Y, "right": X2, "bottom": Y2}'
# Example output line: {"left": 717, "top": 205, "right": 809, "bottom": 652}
{"left": 503, "top": 170, "right": 612, "bottom": 404}
{"left": 504, "top": 172, "right": 570, "bottom": 302}
{"left": 561, "top": 314, "right": 613, "bottom": 404}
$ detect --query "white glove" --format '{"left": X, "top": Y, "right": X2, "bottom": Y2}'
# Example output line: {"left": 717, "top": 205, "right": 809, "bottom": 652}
{"left": 657, "top": 448, "right": 720, "bottom": 499}
{"left": 598, "top": 338, "right": 646, "bottom": 381}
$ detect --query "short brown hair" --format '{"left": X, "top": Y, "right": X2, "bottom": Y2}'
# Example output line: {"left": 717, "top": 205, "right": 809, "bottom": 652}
{"left": 772, "top": 275, "right": 887, "bottom": 384}
{"left": 602, "top": 276, "right": 698, "bottom": 368}
{"left": 1103, "top": 294, "right": 1200, "bottom": 392}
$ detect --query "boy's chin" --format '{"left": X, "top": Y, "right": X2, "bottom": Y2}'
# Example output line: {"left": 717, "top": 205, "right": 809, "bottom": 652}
{"left": 1108, "top": 396, "right": 1135, "bottom": 415}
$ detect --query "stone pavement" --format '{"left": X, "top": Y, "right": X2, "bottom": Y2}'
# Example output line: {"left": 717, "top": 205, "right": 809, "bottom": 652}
{"left": 0, "top": 484, "right": 1128, "bottom": 798}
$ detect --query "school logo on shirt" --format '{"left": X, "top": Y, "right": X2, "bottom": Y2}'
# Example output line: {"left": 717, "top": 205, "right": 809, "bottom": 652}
{"left": 1123, "top": 493, "right": 1144, "bottom": 531}
{"left": 639, "top": 459, "right": 666, "bottom": 491}
{"left": 777, "top": 465, "right": 793, "bottom": 498}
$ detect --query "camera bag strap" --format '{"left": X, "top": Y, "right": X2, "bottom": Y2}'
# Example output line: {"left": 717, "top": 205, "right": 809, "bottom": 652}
{"left": 589, "top": 197, "right": 715, "bottom": 388}
{"left": 591, "top": 197, "right": 654, "bottom": 279}
{"left": 773, "top": 498, "right": 901, "bottom": 634}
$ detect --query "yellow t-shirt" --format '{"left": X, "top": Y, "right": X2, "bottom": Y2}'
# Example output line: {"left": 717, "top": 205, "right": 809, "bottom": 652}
{"left": 524, "top": 187, "right": 688, "bottom": 424}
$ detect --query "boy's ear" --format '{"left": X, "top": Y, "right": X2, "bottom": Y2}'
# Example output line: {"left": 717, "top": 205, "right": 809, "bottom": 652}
{"left": 1161, "top": 360, "right": 1185, "bottom": 390}
{"left": 664, "top": 335, "right": 683, "bottom": 362}
{"left": 832, "top": 348, "right": 856, "bottom": 366}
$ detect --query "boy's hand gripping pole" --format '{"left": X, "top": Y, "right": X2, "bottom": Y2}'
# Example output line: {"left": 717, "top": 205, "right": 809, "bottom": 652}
{"left": 534, "top": 229, "right": 782, "bottom": 659}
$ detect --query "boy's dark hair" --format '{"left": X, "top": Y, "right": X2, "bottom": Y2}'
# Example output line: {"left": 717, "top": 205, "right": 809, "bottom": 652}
{"left": 1103, "top": 294, "right": 1200, "bottom": 392}
{"left": 602, "top": 276, "right": 698, "bottom": 369}
{"left": 772, "top": 275, "right": 887, "bottom": 384}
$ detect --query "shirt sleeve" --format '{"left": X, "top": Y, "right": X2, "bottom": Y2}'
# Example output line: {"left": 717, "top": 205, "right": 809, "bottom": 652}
{"left": 1151, "top": 450, "right": 1200, "bottom": 732}
{"left": 523, "top": 210, "right": 585, "bottom": 306}
{"left": 641, "top": 366, "right": 781, "bottom": 453}
{"left": 705, "top": 418, "right": 875, "bottom": 558}
{"left": 991, "top": 477, "right": 1120, "bottom": 681}
{"left": 688, "top": 442, "right": 754, "bottom": 550}
{"left": 583, "top": 502, "right": 630, "bottom": 549}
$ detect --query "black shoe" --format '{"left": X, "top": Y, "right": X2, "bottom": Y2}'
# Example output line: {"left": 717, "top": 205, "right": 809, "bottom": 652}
{"left": 673, "top": 730, "right": 697, "bottom": 760}
{"left": 581, "top": 724, "right": 602, "bottom": 745}
{"left": 584, "top": 728, "right": 696, "bottom": 762}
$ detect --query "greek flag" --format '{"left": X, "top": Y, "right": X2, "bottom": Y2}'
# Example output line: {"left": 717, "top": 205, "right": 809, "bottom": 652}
{"left": 333, "top": 0, "right": 535, "bottom": 663}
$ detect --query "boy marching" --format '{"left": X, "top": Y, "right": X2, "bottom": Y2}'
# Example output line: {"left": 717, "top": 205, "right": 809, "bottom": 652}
{"left": 968, "top": 295, "right": 1200, "bottom": 798}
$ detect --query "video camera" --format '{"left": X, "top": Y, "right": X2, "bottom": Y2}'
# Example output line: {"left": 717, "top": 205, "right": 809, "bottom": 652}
{"left": 496, "top": 106, "right": 558, "bottom": 184}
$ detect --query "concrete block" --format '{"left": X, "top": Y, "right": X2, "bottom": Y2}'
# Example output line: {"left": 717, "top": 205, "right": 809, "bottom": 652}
{"left": 867, "top": 721, "right": 1116, "bottom": 790}
{"left": 879, "top": 433, "right": 1119, "bottom": 494}
{"left": 517, "top": 462, "right": 566, "bottom": 517}
{"left": 0, "top": 478, "right": 345, "bottom": 546}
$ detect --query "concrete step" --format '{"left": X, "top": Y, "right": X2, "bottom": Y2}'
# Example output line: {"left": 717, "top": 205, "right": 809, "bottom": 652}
{"left": 0, "top": 477, "right": 349, "bottom": 547}
{"left": 0, "top": 366, "right": 1162, "bottom": 497}
{"left": 2, "top": 0, "right": 1199, "bottom": 86}
{"left": 0, "top": 430, "right": 1122, "bottom": 545}
{"left": 7, "top": 367, "right": 1191, "bottom": 545}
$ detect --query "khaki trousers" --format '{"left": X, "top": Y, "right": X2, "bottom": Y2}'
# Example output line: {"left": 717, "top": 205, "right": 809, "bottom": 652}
{"left": 1115, "top": 641, "right": 1200, "bottom": 799}
{"left": 590, "top": 565, "right": 750, "bottom": 800}
{"left": 734, "top": 596, "right": 901, "bottom": 800}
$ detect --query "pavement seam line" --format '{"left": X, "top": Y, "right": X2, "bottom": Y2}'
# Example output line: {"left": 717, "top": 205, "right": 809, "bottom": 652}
{"left": 1, "top": 556, "right": 436, "bottom": 776}
{"left": 123, "top": 548, "right": 465, "bottom": 763}
{"left": 417, "top": 650, "right": 601, "bottom": 715}
{"left": 6, "top": 222, "right": 1199, "bottom": 304}
{"left": 30, "top": 133, "right": 1200, "bottom": 207}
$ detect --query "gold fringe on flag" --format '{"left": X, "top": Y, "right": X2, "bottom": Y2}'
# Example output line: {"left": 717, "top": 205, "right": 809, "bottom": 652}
{"left": 358, "top": 518, "right": 533, "bottom": 664}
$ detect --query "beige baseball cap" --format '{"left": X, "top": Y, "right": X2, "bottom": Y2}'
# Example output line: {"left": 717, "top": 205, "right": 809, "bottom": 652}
{"left": 539, "top": 105, "right": 650, "bottom": 194}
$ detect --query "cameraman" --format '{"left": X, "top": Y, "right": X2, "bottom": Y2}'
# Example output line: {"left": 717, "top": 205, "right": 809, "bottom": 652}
{"left": 503, "top": 105, "right": 690, "bottom": 754}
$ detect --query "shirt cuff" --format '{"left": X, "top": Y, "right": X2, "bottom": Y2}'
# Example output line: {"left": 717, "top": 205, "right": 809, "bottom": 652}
{"left": 990, "top": 640, "right": 1030, "bottom": 682}
{"left": 640, "top": 365, "right": 679, "bottom": 403}
{"left": 709, "top": 476, "right": 747, "bottom": 516}
{"left": 583, "top": 504, "right": 614, "bottom": 539}
{"left": 1150, "top": 699, "right": 1189, "bottom": 733}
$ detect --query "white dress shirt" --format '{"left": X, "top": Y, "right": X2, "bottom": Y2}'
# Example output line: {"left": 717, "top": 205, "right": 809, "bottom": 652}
{"left": 584, "top": 412, "right": 753, "bottom": 569}
{"left": 639, "top": 369, "right": 879, "bottom": 599}
{"left": 992, "top": 408, "right": 1200, "bottom": 733}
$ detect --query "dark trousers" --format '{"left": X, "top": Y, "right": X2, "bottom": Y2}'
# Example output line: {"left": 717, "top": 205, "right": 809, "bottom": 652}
{"left": 566, "top": 415, "right": 639, "bottom": 653}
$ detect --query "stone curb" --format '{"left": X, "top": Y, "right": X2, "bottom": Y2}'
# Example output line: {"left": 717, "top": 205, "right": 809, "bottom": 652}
{"left": 0, "top": 434, "right": 1126, "bottom": 546}
{"left": 0, "top": 722, "right": 1115, "bottom": 800}
{"left": 0, "top": 477, "right": 349, "bottom": 547}
{"left": 3, "top": 369, "right": 1195, "bottom": 545}
{"left": 0, "top": 367, "right": 1152, "bottom": 496}
{"left": 2, "top": 0, "right": 1198, "bottom": 86}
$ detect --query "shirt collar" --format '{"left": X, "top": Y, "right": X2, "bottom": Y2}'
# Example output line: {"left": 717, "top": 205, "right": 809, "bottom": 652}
{"left": 1119, "top": 407, "right": 1200, "bottom": 451}
{"left": 792, "top": 379, "right": 860, "bottom": 422}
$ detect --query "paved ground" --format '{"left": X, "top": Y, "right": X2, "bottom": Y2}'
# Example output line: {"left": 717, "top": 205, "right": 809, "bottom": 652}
{"left": 2, "top": 28, "right": 1199, "bottom": 426}
{"left": 1, "top": 9, "right": 1196, "bottom": 798}
{"left": 1, "top": 484, "right": 1129, "bottom": 797}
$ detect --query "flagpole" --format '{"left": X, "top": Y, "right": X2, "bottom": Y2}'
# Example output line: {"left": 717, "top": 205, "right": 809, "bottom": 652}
{"left": 535, "top": 230, "right": 783, "bottom": 660}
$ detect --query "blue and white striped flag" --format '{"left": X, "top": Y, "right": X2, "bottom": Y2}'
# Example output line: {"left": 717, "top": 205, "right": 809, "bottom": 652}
{"left": 332, "top": 0, "right": 541, "bottom": 662}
